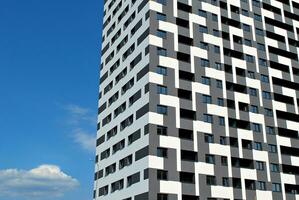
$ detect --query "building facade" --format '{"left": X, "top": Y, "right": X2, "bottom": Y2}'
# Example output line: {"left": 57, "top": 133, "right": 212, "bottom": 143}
{"left": 94, "top": 0, "right": 299, "bottom": 199}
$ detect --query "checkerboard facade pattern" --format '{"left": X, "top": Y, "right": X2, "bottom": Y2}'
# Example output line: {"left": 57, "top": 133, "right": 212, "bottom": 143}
{"left": 94, "top": 0, "right": 299, "bottom": 199}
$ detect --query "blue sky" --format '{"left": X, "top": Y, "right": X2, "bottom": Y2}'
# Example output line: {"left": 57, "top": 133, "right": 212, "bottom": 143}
{"left": 0, "top": 0, "right": 103, "bottom": 199}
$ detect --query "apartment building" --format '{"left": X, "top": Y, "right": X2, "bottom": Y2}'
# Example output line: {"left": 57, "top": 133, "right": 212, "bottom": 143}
{"left": 94, "top": 0, "right": 299, "bottom": 199}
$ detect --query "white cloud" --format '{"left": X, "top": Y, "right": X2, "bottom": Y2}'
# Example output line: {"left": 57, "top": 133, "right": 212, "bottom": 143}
{"left": 0, "top": 165, "right": 79, "bottom": 199}
{"left": 72, "top": 129, "right": 96, "bottom": 152}
{"left": 65, "top": 104, "right": 89, "bottom": 116}
{"left": 64, "top": 104, "right": 96, "bottom": 126}
{"left": 61, "top": 103, "right": 96, "bottom": 152}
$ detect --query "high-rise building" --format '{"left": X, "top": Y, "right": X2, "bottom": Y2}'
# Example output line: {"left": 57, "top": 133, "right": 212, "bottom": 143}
{"left": 94, "top": 0, "right": 299, "bottom": 199}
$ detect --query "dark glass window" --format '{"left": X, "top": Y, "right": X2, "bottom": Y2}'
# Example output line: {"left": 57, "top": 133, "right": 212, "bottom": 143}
{"left": 157, "top": 30, "right": 167, "bottom": 39}
{"left": 157, "top": 13, "right": 166, "bottom": 21}
{"left": 157, "top": 147, "right": 168, "bottom": 157}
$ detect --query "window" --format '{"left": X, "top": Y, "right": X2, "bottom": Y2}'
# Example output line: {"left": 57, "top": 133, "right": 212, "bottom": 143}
{"left": 100, "top": 148, "right": 110, "bottom": 160}
{"left": 256, "top": 28, "right": 264, "bottom": 36}
{"left": 119, "top": 155, "right": 133, "bottom": 169}
{"left": 99, "top": 185, "right": 109, "bottom": 196}
{"left": 111, "top": 179, "right": 124, "bottom": 192}
{"left": 228, "top": 138, "right": 238, "bottom": 148}
{"left": 199, "top": 42, "right": 209, "bottom": 50}
{"left": 257, "top": 181, "right": 266, "bottom": 190}
{"left": 228, "top": 100, "right": 237, "bottom": 110}
{"left": 122, "top": 44, "right": 135, "bottom": 61}
{"left": 107, "top": 126, "right": 118, "bottom": 140}
{"left": 199, "top": 25, "right": 208, "bottom": 33}
{"left": 261, "top": 75, "right": 269, "bottom": 83}
{"left": 114, "top": 103, "right": 126, "bottom": 118}
{"left": 262, "top": 91, "right": 271, "bottom": 99}
{"left": 128, "top": 130, "right": 141, "bottom": 145}
{"left": 109, "top": 92, "right": 119, "bottom": 106}
{"left": 223, "top": 177, "right": 230, "bottom": 187}
{"left": 216, "top": 80, "right": 223, "bottom": 88}
{"left": 259, "top": 58, "right": 267, "bottom": 67}
{"left": 127, "top": 172, "right": 140, "bottom": 187}
{"left": 157, "top": 194, "right": 168, "bottom": 200}
{"left": 104, "top": 81, "right": 113, "bottom": 95}
{"left": 257, "top": 43, "right": 265, "bottom": 51}
{"left": 236, "top": 67, "right": 246, "bottom": 77}
{"left": 156, "top": 66, "right": 167, "bottom": 75}
{"left": 157, "top": 47, "right": 167, "bottom": 56}
{"left": 205, "top": 154, "right": 215, "bottom": 164}
{"left": 157, "top": 170, "right": 168, "bottom": 180}
{"left": 180, "top": 172, "right": 195, "bottom": 183}
{"left": 222, "top": 32, "right": 229, "bottom": 40}
{"left": 256, "top": 161, "right": 265, "bottom": 170}
{"left": 244, "top": 39, "right": 252, "bottom": 46}
{"left": 157, "top": 126, "right": 167, "bottom": 135}
{"left": 266, "top": 126, "right": 275, "bottom": 134}
{"left": 252, "top": 0, "right": 261, "bottom": 7}
{"left": 202, "top": 95, "right": 212, "bottom": 104}
{"left": 221, "top": 156, "right": 228, "bottom": 166}
{"left": 243, "top": 24, "right": 251, "bottom": 32}
{"left": 214, "top": 45, "right": 220, "bottom": 54}
{"left": 121, "top": 78, "right": 134, "bottom": 95}
{"left": 157, "top": 105, "right": 168, "bottom": 115}
{"left": 212, "top": 14, "right": 218, "bottom": 21}
{"left": 105, "top": 163, "right": 116, "bottom": 176}
{"left": 200, "top": 42, "right": 209, "bottom": 50}
{"left": 179, "top": 128, "right": 193, "bottom": 140}
{"left": 245, "top": 179, "right": 256, "bottom": 190}
{"left": 157, "top": 147, "right": 168, "bottom": 157}
{"left": 248, "top": 71, "right": 255, "bottom": 79}
{"left": 211, "top": 0, "right": 218, "bottom": 5}
{"left": 202, "top": 76, "right": 211, "bottom": 85}
{"left": 181, "top": 150, "right": 197, "bottom": 162}
{"left": 120, "top": 115, "right": 133, "bottom": 130}
{"left": 201, "top": 58, "right": 210, "bottom": 67}
{"left": 242, "top": 139, "right": 252, "bottom": 149}
{"left": 156, "top": 0, "right": 167, "bottom": 5}
{"left": 206, "top": 175, "right": 217, "bottom": 185}
{"left": 231, "top": 5, "right": 239, "bottom": 14}
{"left": 157, "top": 30, "right": 167, "bottom": 39}
{"left": 233, "top": 35, "right": 242, "bottom": 44}
{"left": 270, "top": 163, "right": 279, "bottom": 172}
{"left": 272, "top": 183, "right": 281, "bottom": 192}
{"left": 245, "top": 54, "right": 255, "bottom": 63}
{"left": 214, "top": 62, "right": 222, "bottom": 70}
{"left": 250, "top": 105, "right": 259, "bottom": 113}
{"left": 178, "top": 89, "right": 192, "bottom": 100}
{"left": 242, "top": 9, "right": 249, "bottom": 16}
{"left": 249, "top": 88, "right": 257, "bottom": 96}
{"left": 233, "top": 178, "right": 242, "bottom": 188}
{"left": 220, "top": 137, "right": 227, "bottom": 145}
{"left": 213, "top": 30, "right": 220, "bottom": 37}
{"left": 254, "top": 142, "right": 262, "bottom": 150}
{"left": 204, "top": 134, "right": 214, "bottom": 143}
{"left": 112, "top": 140, "right": 125, "bottom": 154}
{"left": 268, "top": 144, "right": 277, "bottom": 153}
{"left": 218, "top": 98, "right": 224, "bottom": 106}
{"left": 198, "top": 9, "right": 207, "bottom": 17}
{"left": 254, "top": 13, "right": 262, "bottom": 21}
{"left": 265, "top": 108, "right": 273, "bottom": 117}
{"left": 157, "top": 85, "right": 168, "bottom": 95}
{"left": 252, "top": 123, "right": 261, "bottom": 132}
{"left": 157, "top": 13, "right": 166, "bottom": 21}
{"left": 203, "top": 114, "right": 213, "bottom": 123}
{"left": 219, "top": 117, "right": 225, "bottom": 126}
